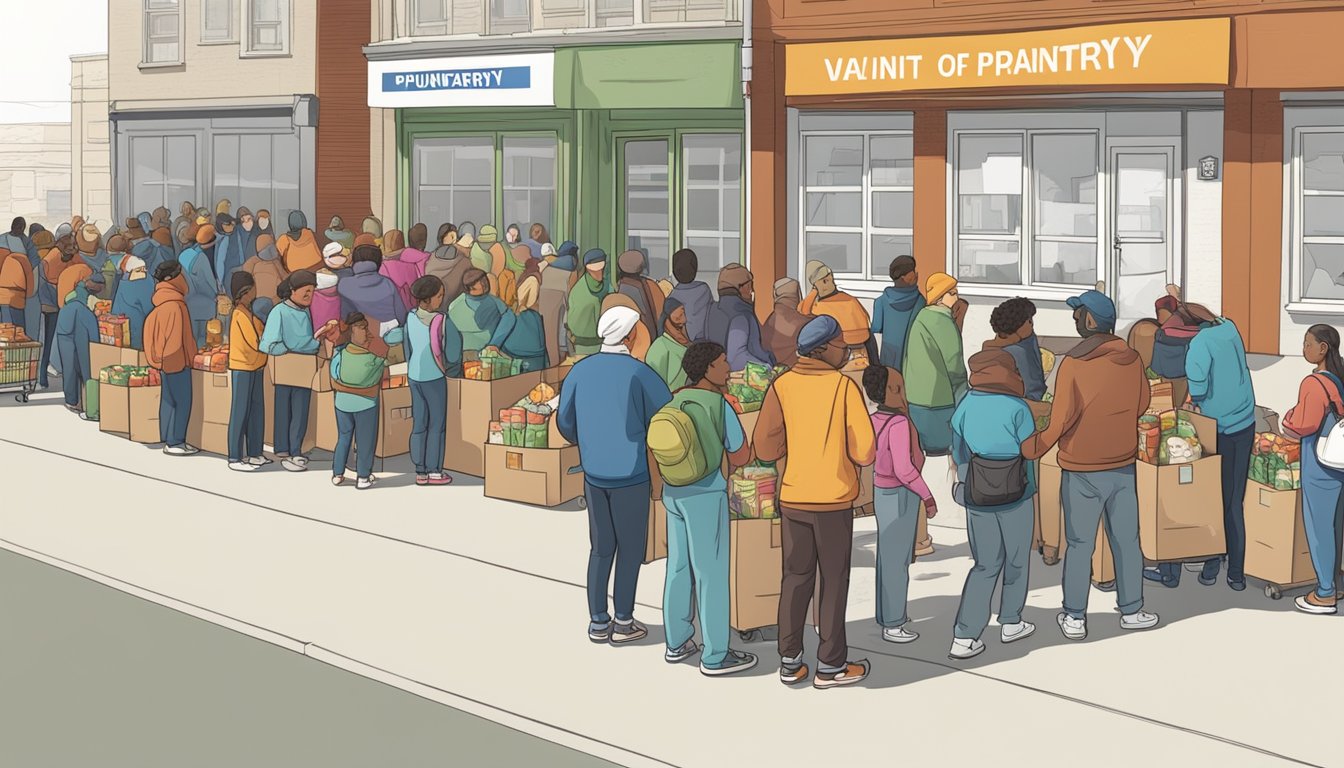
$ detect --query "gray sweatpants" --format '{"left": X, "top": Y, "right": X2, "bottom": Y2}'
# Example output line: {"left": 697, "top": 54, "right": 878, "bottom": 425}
{"left": 953, "top": 496, "right": 1033, "bottom": 640}
{"left": 874, "top": 486, "right": 921, "bottom": 628}
{"left": 1061, "top": 466, "right": 1144, "bottom": 619}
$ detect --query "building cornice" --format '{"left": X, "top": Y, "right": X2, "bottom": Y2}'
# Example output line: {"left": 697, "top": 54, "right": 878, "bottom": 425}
{"left": 362, "top": 23, "right": 742, "bottom": 60}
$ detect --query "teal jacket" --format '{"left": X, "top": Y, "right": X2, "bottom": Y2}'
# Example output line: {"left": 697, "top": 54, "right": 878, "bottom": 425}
{"left": 1186, "top": 318, "right": 1256, "bottom": 435}
{"left": 903, "top": 305, "right": 968, "bottom": 409}
{"left": 259, "top": 301, "right": 319, "bottom": 355}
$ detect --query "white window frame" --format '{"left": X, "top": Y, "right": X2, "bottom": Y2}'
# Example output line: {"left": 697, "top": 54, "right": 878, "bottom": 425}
{"left": 1289, "top": 126, "right": 1344, "bottom": 311}
{"left": 141, "top": 0, "right": 184, "bottom": 68}
{"left": 950, "top": 127, "right": 1103, "bottom": 300}
{"left": 681, "top": 132, "right": 743, "bottom": 269}
{"left": 411, "top": 0, "right": 450, "bottom": 36}
{"left": 798, "top": 129, "right": 914, "bottom": 282}
{"left": 242, "top": 0, "right": 291, "bottom": 57}
{"left": 502, "top": 134, "right": 560, "bottom": 233}
{"left": 200, "top": 0, "right": 237, "bottom": 44}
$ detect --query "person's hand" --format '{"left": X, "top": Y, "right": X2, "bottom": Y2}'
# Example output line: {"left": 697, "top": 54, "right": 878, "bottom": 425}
{"left": 924, "top": 499, "right": 938, "bottom": 519}
{"left": 483, "top": 346, "right": 500, "bottom": 356}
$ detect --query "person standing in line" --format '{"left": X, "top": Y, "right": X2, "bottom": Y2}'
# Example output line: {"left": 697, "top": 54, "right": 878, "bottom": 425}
{"left": 143, "top": 261, "right": 199, "bottom": 455}
{"left": 276, "top": 211, "right": 323, "bottom": 273}
{"left": 258, "top": 270, "right": 320, "bottom": 472}
{"left": 31, "top": 229, "right": 59, "bottom": 388}
{"left": 401, "top": 223, "right": 432, "bottom": 276}
{"left": 0, "top": 246, "right": 34, "bottom": 326}
{"left": 241, "top": 232, "right": 289, "bottom": 322}
{"left": 754, "top": 316, "right": 875, "bottom": 689}
{"left": 801, "top": 260, "right": 877, "bottom": 365}
{"left": 178, "top": 226, "right": 221, "bottom": 346}
{"left": 657, "top": 340, "right": 758, "bottom": 676}
{"left": 110, "top": 255, "right": 154, "bottom": 349}
{"left": 903, "top": 273, "right": 969, "bottom": 457}
{"left": 236, "top": 207, "right": 260, "bottom": 260}
{"left": 325, "top": 216, "right": 355, "bottom": 253}
{"left": 405, "top": 275, "right": 462, "bottom": 487}
{"left": 556, "top": 306, "right": 673, "bottom": 646}
{"left": 339, "top": 243, "right": 408, "bottom": 331}
{"left": 667, "top": 248, "right": 714, "bottom": 343}
{"left": 54, "top": 273, "right": 101, "bottom": 417}
{"left": 862, "top": 364, "right": 937, "bottom": 646}
{"left": 1150, "top": 309, "right": 1255, "bottom": 590}
{"left": 379, "top": 229, "right": 419, "bottom": 313}
{"left": 645, "top": 298, "right": 691, "bottom": 391}
{"left": 708, "top": 264, "right": 773, "bottom": 371}
{"left": 871, "top": 256, "right": 923, "bottom": 372}
{"left": 226, "top": 272, "right": 269, "bottom": 472}
{"left": 982, "top": 298, "right": 1047, "bottom": 401}
{"left": 762, "top": 278, "right": 808, "bottom": 370}
{"left": 426, "top": 223, "right": 471, "bottom": 311}
{"left": 615, "top": 249, "right": 664, "bottom": 341}
{"left": 484, "top": 274, "right": 548, "bottom": 372}
{"left": 330, "top": 312, "right": 389, "bottom": 490}
{"left": 537, "top": 240, "right": 573, "bottom": 365}
{"left": 212, "top": 213, "right": 247, "bottom": 298}
{"left": 1283, "top": 324, "right": 1344, "bottom": 615}
{"left": 449, "top": 268, "right": 508, "bottom": 356}
{"left": 1022, "top": 289, "right": 1159, "bottom": 640}
{"left": 566, "top": 249, "right": 609, "bottom": 358}
{"left": 948, "top": 350, "right": 1038, "bottom": 660}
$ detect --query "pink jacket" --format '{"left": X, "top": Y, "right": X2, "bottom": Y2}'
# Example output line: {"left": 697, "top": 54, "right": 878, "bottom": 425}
{"left": 380, "top": 258, "right": 418, "bottom": 317}
{"left": 399, "top": 247, "right": 431, "bottom": 276}
{"left": 870, "top": 410, "right": 934, "bottom": 501}
{"left": 310, "top": 286, "right": 343, "bottom": 334}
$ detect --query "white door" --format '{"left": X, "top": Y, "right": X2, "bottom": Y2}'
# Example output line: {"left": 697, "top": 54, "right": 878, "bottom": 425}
{"left": 1108, "top": 144, "right": 1179, "bottom": 330}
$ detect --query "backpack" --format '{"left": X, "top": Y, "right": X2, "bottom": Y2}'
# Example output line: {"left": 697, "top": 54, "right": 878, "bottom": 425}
{"left": 1312, "top": 371, "right": 1344, "bottom": 470}
{"left": 648, "top": 389, "right": 725, "bottom": 487}
{"left": 1151, "top": 327, "right": 1192, "bottom": 379}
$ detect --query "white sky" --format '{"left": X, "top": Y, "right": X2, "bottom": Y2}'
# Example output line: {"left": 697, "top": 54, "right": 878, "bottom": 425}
{"left": 1, "top": 0, "right": 108, "bottom": 124}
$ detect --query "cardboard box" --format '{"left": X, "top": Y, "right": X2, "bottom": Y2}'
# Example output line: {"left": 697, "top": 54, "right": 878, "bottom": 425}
{"left": 376, "top": 385, "right": 413, "bottom": 458}
{"left": 645, "top": 499, "right": 669, "bottom": 564}
{"left": 444, "top": 370, "right": 546, "bottom": 476}
{"left": 89, "top": 343, "right": 145, "bottom": 377}
{"left": 1137, "top": 410, "right": 1225, "bottom": 562}
{"left": 730, "top": 518, "right": 783, "bottom": 632}
{"left": 1244, "top": 481, "right": 1314, "bottom": 587}
{"left": 1038, "top": 447, "right": 1117, "bottom": 583}
{"left": 186, "top": 370, "right": 232, "bottom": 454}
{"left": 853, "top": 463, "right": 874, "bottom": 517}
{"left": 1148, "top": 380, "right": 1175, "bottom": 415}
{"left": 98, "top": 383, "right": 160, "bottom": 443}
{"left": 267, "top": 353, "right": 319, "bottom": 389}
{"left": 483, "top": 443, "right": 584, "bottom": 507}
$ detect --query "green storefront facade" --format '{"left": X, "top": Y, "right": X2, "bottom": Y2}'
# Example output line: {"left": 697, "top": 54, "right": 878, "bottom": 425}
{"left": 389, "top": 41, "right": 744, "bottom": 280}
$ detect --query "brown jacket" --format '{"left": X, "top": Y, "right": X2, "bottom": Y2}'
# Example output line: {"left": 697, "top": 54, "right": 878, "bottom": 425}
{"left": 1023, "top": 335, "right": 1149, "bottom": 472}
{"left": 763, "top": 300, "right": 808, "bottom": 368}
{"left": 242, "top": 235, "right": 289, "bottom": 309}
{"left": 0, "top": 249, "right": 34, "bottom": 309}
{"left": 143, "top": 280, "right": 199, "bottom": 374}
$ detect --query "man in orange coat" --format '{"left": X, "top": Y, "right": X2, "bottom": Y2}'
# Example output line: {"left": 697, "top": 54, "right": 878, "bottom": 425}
{"left": 801, "top": 260, "right": 877, "bottom": 366}
{"left": 143, "top": 260, "right": 200, "bottom": 455}
{"left": 0, "top": 248, "right": 34, "bottom": 326}
{"left": 276, "top": 211, "right": 322, "bottom": 273}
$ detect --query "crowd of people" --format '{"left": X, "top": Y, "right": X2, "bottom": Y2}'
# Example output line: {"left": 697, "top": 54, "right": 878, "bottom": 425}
{"left": 2, "top": 201, "right": 1342, "bottom": 690}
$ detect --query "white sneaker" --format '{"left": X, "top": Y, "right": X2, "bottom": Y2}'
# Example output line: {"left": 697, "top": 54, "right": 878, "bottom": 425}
{"left": 1120, "top": 611, "right": 1160, "bottom": 631}
{"left": 948, "top": 638, "right": 985, "bottom": 660}
{"left": 282, "top": 458, "right": 307, "bottom": 473}
{"left": 228, "top": 461, "right": 258, "bottom": 472}
{"left": 1057, "top": 612, "right": 1087, "bottom": 641}
{"left": 1000, "top": 621, "right": 1036, "bottom": 644}
{"left": 163, "top": 444, "right": 192, "bottom": 456}
{"left": 291, "top": 455, "right": 310, "bottom": 467}
{"left": 356, "top": 476, "right": 377, "bottom": 490}
{"left": 180, "top": 444, "right": 200, "bottom": 455}
{"left": 247, "top": 456, "right": 273, "bottom": 466}
{"left": 881, "top": 625, "right": 919, "bottom": 644}
{"left": 331, "top": 475, "right": 346, "bottom": 487}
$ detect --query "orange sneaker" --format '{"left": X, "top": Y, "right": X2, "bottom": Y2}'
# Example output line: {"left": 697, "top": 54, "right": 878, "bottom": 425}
{"left": 780, "top": 662, "right": 810, "bottom": 686}
{"left": 813, "top": 660, "right": 870, "bottom": 689}
{"left": 1295, "top": 592, "right": 1338, "bottom": 615}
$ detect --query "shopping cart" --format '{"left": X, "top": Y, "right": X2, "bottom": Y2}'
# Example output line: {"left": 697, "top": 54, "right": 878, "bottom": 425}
{"left": 0, "top": 340, "right": 42, "bottom": 403}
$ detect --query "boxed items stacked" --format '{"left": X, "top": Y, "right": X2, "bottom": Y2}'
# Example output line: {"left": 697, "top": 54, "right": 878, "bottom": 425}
{"left": 1146, "top": 369, "right": 1175, "bottom": 414}
{"left": 89, "top": 343, "right": 147, "bottom": 378}
{"left": 465, "top": 349, "right": 524, "bottom": 381}
{"left": 1249, "top": 432, "right": 1300, "bottom": 491}
{"left": 1035, "top": 447, "right": 1117, "bottom": 583}
{"left": 187, "top": 368, "right": 231, "bottom": 455}
{"left": 0, "top": 323, "right": 31, "bottom": 343}
{"left": 488, "top": 381, "right": 560, "bottom": 449}
{"left": 192, "top": 346, "right": 229, "bottom": 372}
{"left": 1242, "top": 407, "right": 1312, "bottom": 591}
{"left": 97, "top": 314, "right": 131, "bottom": 347}
{"left": 98, "top": 366, "right": 161, "bottom": 443}
{"left": 204, "top": 318, "right": 224, "bottom": 349}
{"left": 730, "top": 462, "right": 778, "bottom": 520}
{"left": 730, "top": 517, "right": 783, "bottom": 632}
{"left": 484, "top": 374, "right": 585, "bottom": 507}
{"left": 0, "top": 335, "right": 40, "bottom": 387}
{"left": 376, "top": 382, "right": 414, "bottom": 458}
{"left": 1135, "top": 410, "right": 1224, "bottom": 562}
{"left": 445, "top": 368, "right": 547, "bottom": 476}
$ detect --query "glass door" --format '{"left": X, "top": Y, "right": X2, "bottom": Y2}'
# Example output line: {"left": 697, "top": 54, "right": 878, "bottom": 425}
{"left": 1109, "top": 144, "right": 1177, "bottom": 330}
{"left": 619, "top": 137, "right": 672, "bottom": 279}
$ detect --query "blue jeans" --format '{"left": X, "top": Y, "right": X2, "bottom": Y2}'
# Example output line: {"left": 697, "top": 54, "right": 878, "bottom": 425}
{"left": 1062, "top": 466, "right": 1144, "bottom": 619}
{"left": 39, "top": 312, "right": 57, "bottom": 387}
{"left": 159, "top": 368, "right": 192, "bottom": 446}
{"left": 954, "top": 496, "right": 1033, "bottom": 639}
{"left": 585, "top": 480, "right": 651, "bottom": 624}
{"left": 874, "top": 486, "right": 921, "bottom": 628}
{"left": 1205, "top": 425, "right": 1254, "bottom": 581}
{"left": 273, "top": 384, "right": 312, "bottom": 457}
{"left": 56, "top": 336, "right": 83, "bottom": 407}
{"left": 228, "top": 369, "right": 265, "bottom": 462}
{"left": 0, "top": 306, "right": 20, "bottom": 325}
{"left": 662, "top": 487, "right": 731, "bottom": 667}
{"left": 409, "top": 378, "right": 446, "bottom": 475}
{"left": 1300, "top": 432, "right": 1344, "bottom": 598}
{"left": 191, "top": 318, "right": 209, "bottom": 348}
{"left": 334, "top": 406, "right": 379, "bottom": 479}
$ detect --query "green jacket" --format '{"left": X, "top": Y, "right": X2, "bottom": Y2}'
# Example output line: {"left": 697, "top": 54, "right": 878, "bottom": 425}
{"left": 903, "top": 305, "right": 968, "bottom": 408}
{"left": 566, "top": 274, "right": 608, "bottom": 356}
{"left": 646, "top": 334, "right": 689, "bottom": 391}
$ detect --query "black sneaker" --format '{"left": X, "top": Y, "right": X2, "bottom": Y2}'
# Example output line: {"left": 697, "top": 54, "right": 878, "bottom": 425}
{"left": 611, "top": 619, "right": 647, "bottom": 645}
{"left": 1199, "top": 559, "right": 1221, "bottom": 586}
{"left": 701, "top": 650, "right": 758, "bottom": 677}
{"left": 588, "top": 622, "right": 611, "bottom": 643}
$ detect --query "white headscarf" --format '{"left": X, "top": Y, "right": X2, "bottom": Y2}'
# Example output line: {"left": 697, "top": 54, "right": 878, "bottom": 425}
{"left": 322, "top": 241, "right": 349, "bottom": 270}
{"left": 598, "top": 306, "right": 641, "bottom": 354}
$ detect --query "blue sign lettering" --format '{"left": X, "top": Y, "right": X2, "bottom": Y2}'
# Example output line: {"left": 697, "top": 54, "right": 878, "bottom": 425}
{"left": 382, "top": 66, "right": 531, "bottom": 93}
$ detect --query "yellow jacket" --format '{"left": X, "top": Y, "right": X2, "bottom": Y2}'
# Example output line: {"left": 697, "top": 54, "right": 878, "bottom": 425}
{"left": 753, "top": 357, "right": 876, "bottom": 511}
{"left": 228, "top": 308, "right": 267, "bottom": 371}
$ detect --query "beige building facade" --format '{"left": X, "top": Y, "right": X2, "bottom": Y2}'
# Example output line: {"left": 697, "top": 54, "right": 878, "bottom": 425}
{"left": 71, "top": 54, "right": 112, "bottom": 226}
{"left": 0, "top": 123, "right": 72, "bottom": 228}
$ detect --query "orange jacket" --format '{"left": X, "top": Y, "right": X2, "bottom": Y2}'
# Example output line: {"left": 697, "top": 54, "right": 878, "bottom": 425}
{"left": 58, "top": 262, "right": 93, "bottom": 308}
{"left": 0, "top": 249, "right": 34, "bottom": 309}
{"left": 276, "top": 229, "right": 322, "bottom": 273}
{"left": 143, "top": 281, "right": 199, "bottom": 374}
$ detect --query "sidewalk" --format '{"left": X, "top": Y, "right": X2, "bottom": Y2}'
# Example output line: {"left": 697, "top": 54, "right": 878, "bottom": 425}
{"left": 0, "top": 393, "right": 1333, "bottom": 767}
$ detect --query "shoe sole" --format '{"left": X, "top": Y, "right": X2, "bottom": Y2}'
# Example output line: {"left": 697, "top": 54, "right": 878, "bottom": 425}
{"left": 588, "top": 634, "right": 610, "bottom": 643}
{"left": 1056, "top": 617, "right": 1087, "bottom": 641}
{"left": 813, "top": 674, "right": 868, "bottom": 689}
{"left": 779, "top": 670, "right": 809, "bottom": 686}
{"left": 1120, "top": 620, "right": 1160, "bottom": 631}
{"left": 948, "top": 645, "right": 985, "bottom": 661}
{"left": 665, "top": 647, "right": 699, "bottom": 664}
{"left": 611, "top": 630, "right": 647, "bottom": 645}
{"left": 881, "top": 633, "right": 919, "bottom": 645}
{"left": 1001, "top": 625, "right": 1036, "bottom": 644}
{"left": 1294, "top": 599, "right": 1337, "bottom": 615}
{"left": 700, "top": 657, "right": 758, "bottom": 677}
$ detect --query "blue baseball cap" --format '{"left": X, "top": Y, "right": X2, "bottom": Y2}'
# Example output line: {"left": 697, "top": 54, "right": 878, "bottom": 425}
{"left": 797, "top": 315, "right": 842, "bottom": 356}
{"left": 582, "top": 248, "right": 606, "bottom": 266}
{"left": 1066, "top": 290, "right": 1116, "bottom": 333}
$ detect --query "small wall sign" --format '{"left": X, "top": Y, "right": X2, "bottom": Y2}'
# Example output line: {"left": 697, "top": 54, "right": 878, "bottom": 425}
{"left": 1199, "top": 155, "right": 1219, "bottom": 181}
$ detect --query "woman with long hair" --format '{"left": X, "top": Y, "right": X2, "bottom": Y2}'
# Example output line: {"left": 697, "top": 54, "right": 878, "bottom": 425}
{"left": 1282, "top": 324, "right": 1344, "bottom": 614}
{"left": 484, "top": 274, "right": 548, "bottom": 372}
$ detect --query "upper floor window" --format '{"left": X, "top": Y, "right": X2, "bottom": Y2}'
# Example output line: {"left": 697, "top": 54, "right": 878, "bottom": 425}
{"left": 142, "top": 0, "right": 182, "bottom": 66}
{"left": 1294, "top": 129, "right": 1344, "bottom": 303}
{"left": 244, "top": 0, "right": 290, "bottom": 56}
{"left": 404, "top": 0, "right": 736, "bottom": 37}
{"left": 200, "top": 0, "right": 236, "bottom": 43}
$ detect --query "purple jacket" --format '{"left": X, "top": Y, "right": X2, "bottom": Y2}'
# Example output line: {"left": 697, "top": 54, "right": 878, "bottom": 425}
{"left": 338, "top": 261, "right": 408, "bottom": 326}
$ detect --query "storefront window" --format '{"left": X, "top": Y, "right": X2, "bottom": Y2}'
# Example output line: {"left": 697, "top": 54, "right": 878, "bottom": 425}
{"left": 131, "top": 135, "right": 196, "bottom": 215}
{"left": 412, "top": 136, "right": 495, "bottom": 231}
{"left": 1298, "top": 130, "right": 1344, "bottom": 301}
{"left": 212, "top": 133, "right": 302, "bottom": 226}
{"left": 503, "top": 137, "right": 557, "bottom": 234}
{"left": 1033, "top": 133, "right": 1098, "bottom": 286}
{"left": 801, "top": 132, "right": 913, "bottom": 279}
{"left": 683, "top": 134, "right": 741, "bottom": 270}
{"left": 624, "top": 139, "right": 672, "bottom": 278}
{"left": 956, "top": 134, "right": 1023, "bottom": 284}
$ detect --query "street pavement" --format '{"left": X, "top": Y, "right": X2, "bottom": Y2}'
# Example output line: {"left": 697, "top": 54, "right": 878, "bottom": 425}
{"left": 0, "top": 387, "right": 1337, "bottom": 768}
{"left": 0, "top": 547, "right": 619, "bottom": 768}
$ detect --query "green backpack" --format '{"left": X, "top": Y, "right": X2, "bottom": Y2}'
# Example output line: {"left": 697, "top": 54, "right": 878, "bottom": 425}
{"left": 648, "top": 389, "right": 726, "bottom": 487}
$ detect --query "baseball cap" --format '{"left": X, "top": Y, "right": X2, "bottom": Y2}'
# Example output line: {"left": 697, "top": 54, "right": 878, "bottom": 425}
{"left": 1066, "top": 290, "right": 1117, "bottom": 333}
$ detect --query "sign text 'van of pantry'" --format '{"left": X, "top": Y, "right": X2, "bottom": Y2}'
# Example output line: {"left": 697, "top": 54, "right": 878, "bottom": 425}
{"left": 784, "top": 18, "right": 1230, "bottom": 96}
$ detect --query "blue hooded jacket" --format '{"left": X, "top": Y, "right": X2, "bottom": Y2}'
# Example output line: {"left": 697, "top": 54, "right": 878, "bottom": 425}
{"left": 111, "top": 274, "right": 155, "bottom": 350}
{"left": 56, "top": 282, "right": 99, "bottom": 379}
{"left": 871, "top": 284, "right": 923, "bottom": 371}
{"left": 1186, "top": 318, "right": 1256, "bottom": 435}
{"left": 177, "top": 244, "right": 219, "bottom": 323}
{"left": 212, "top": 227, "right": 246, "bottom": 295}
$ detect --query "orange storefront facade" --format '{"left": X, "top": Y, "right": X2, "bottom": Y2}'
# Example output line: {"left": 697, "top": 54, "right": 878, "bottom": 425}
{"left": 748, "top": 1, "right": 1344, "bottom": 356}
